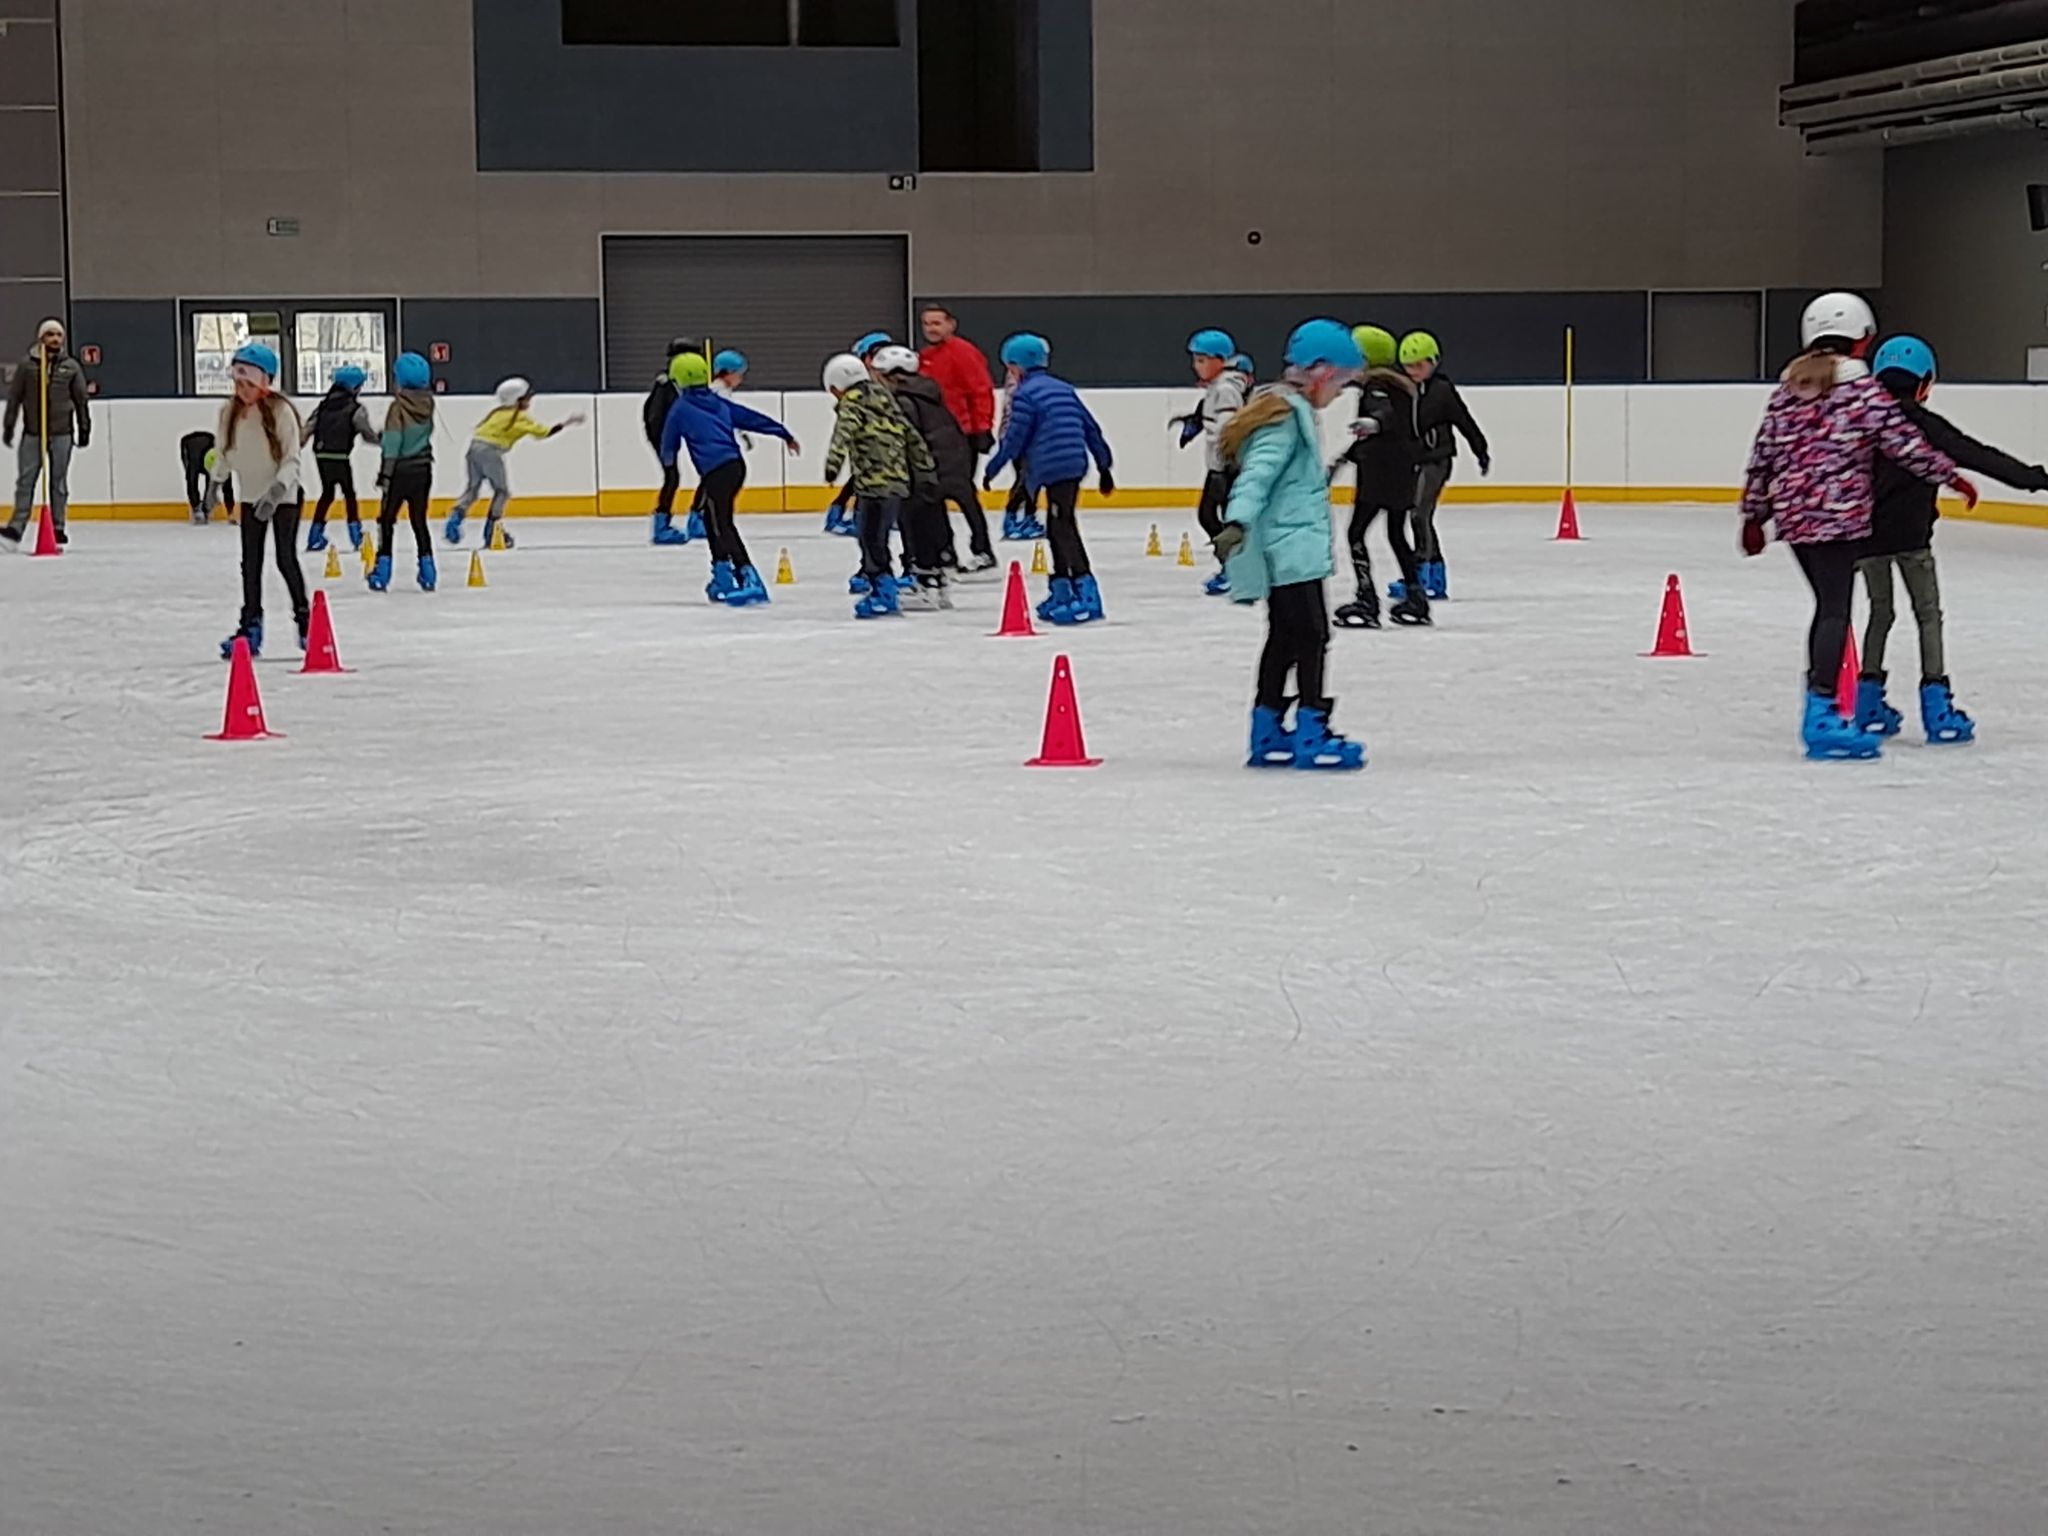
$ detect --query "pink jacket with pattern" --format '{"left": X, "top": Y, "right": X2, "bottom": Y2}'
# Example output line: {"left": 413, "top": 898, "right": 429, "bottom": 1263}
{"left": 1741, "top": 360, "right": 1954, "bottom": 545}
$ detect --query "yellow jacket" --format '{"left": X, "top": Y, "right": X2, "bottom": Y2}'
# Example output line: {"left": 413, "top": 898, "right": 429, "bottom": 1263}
{"left": 471, "top": 406, "right": 554, "bottom": 451}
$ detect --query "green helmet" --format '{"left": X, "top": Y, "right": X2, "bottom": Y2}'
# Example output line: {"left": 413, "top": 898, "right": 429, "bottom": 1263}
{"left": 1397, "top": 331, "right": 1440, "bottom": 367}
{"left": 1351, "top": 325, "right": 1398, "bottom": 370}
{"left": 668, "top": 351, "right": 711, "bottom": 388}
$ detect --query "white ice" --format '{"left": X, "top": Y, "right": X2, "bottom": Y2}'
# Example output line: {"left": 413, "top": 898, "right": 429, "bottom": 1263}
{"left": 5, "top": 506, "right": 2048, "bottom": 1536}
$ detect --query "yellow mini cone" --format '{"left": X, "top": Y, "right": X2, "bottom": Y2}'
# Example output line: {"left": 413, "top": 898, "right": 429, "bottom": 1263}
{"left": 1030, "top": 541, "right": 1048, "bottom": 576}
{"left": 324, "top": 545, "right": 343, "bottom": 580}
{"left": 1176, "top": 532, "right": 1195, "bottom": 567}
{"left": 360, "top": 538, "right": 376, "bottom": 576}
{"left": 1145, "top": 523, "right": 1163, "bottom": 557}
{"left": 467, "top": 551, "right": 487, "bottom": 588}
{"left": 775, "top": 547, "right": 795, "bottom": 585}
{"left": 488, "top": 522, "right": 508, "bottom": 551}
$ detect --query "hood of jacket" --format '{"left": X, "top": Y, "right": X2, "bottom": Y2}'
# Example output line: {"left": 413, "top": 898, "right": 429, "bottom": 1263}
{"left": 892, "top": 372, "right": 946, "bottom": 410}
{"left": 388, "top": 387, "right": 435, "bottom": 427}
{"left": 1218, "top": 383, "right": 1299, "bottom": 465}
{"left": 1364, "top": 365, "right": 1415, "bottom": 397}
{"left": 1782, "top": 351, "right": 1870, "bottom": 400}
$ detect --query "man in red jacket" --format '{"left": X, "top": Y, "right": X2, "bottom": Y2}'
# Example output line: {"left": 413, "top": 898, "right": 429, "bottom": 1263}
{"left": 919, "top": 305, "right": 997, "bottom": 569}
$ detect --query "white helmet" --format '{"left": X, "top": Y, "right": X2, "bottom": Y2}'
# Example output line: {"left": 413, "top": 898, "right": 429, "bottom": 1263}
{"left": 822, "top": 352, "right": 868, "bottom": 392}
{"left": 494, "top": 376, "right": 531, "bottom": 406}
{"left": 872, "top": 345, "right": 919, "bottom": 375}
{"left": 1800, "top": 292, "right": 1876, "bottom": 349}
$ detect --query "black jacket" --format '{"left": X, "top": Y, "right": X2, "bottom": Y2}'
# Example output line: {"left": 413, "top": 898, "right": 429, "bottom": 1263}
{"left": 5, "top": 347, "right": 91, "bottom": 442}
{"left": 642, "top": 375, "right": 678, "bottom": 449}
{"left": 1342, "top": 367, "right": 1423, "bottom": 507}
{"left": 307, "top": 385, "right": 374, "bottom": 457}
{"left": 888, "top": 372, "right": 974, "bottom": 492}
{"left": 1869, "top": 379, "right": 2048, "bottom": 556}
{"left": 1413, "top": 372, "right": 1486, "bottom": 468}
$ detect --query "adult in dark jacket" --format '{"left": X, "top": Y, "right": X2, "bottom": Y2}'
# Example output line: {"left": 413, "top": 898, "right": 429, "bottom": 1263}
{"left": 874, "top": 346, "right": 993, "bottom": 577}
{"left": 1854, "top": 335, "right": 2048, "bottom": 745}
{"left": 1335, "top": 325, "right": 1428, "bottom": 628}
{"left": 3, "top": 318, "right": 91, "bottom": 546}
{"left": 1398, "top": 331, "right": 1488, "bottom": 602}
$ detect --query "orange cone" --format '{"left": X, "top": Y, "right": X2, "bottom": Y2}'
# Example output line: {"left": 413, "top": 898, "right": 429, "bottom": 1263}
{"left": 1025, "top": 654, "right": 1102, "bottom": 768}
{"left": 1641, "top": 574, "right": 1699, "bottom": 657}
{"left": 206, "top": 637, "right": 281, "bottom": 740}
{"left": 993, "top": 560, "right": 1037, "bottom": 637}
{"left": 1554, "top": 488, "right": 1581, "bottom": 541}
{"left": 1837, "top": 631, "right": 1861, "bottom": 718}
{"left": 298, "top": 590, "right": 353, "bottom": 674}
{"left": 30, "top": 505, "right": 61, "bottom": 557}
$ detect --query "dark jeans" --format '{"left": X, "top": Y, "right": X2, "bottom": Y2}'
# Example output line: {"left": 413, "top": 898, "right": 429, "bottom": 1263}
{"left": 313, "top": 459, "right": 358, "bottom": 525}
{"left": 940, "top": 475, "right": 991, "bottom": 560}
{"left": 699, "top": 458, "right": 751, "bottom": 571}
{"left": 1411, "top": 460, "right": 1452, "bottom": 563}
{"left": 1043, "top": 479, "right": 1088, "bottom": 579}
{"left": 239, "top": 499, "right": 309, "bottom": 631}
{"left": 1257, "top": 580, "right": 1330, "bottom": 712}
{"left": 656, "top": 459, "right": 681, "bottom": 517}
{"left": 1792, "top": 540, "right": 1863, "bottom": 695}
{"left": 1348, "top": 487, "right": 1420, "bottom": 604}
{"left": 856, "top": 493, "right": 901, "bottom": 579}
{"left": 377, "top": 461, "right": 434, "bottom": 557}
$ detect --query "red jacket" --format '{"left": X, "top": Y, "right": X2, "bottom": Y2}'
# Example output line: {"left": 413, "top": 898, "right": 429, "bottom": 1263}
{"left": 918, "top": 334, "right": 995, "bottom": 439}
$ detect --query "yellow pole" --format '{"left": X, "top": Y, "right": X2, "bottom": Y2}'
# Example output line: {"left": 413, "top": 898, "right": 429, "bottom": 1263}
{"left": 38, "top": 343, "right": 51, "bottom": 519}
{"left": 1563, "top": 325, "right": 1575, "bottom": 495}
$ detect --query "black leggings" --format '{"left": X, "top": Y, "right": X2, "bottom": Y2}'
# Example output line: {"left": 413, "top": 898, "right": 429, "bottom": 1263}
{"left": 857, "top": 493, "right": 901, "bottom": 578}
{"left": 1043, "top": 479, "right": 1088, "bottom": 578}
{"left": 656, "top": 460, "right": 681, "bottom": 517}
{"left": 1196, "top": 470, "right": 1234, "bottom": 564}
{"left": 906, "top": 485, "right": 950, "bottom": 574}
{"left": 699, "top": 458, "right": 751, "bottom": 571}
{"left": 1258, "top": 581, "right": 1330, "bottom": 713}
{"left": 313, "top": 459, "right": 358, "bottom": 525}
{"left": 377, "top": 461, "right": 433, "bottom": 557}
{"left": 1793, "top": 540, "right": 1862, "bottom": 695}
{"left": 1007, "top": 469, "right": 1039, "bottom": 517}
{"left": 238, "top": 499, "right": 309, "bottom": 631}
{"left": 1348, "top": 488, "right": 1420, "bottom": 602}
{"left": 941, "top": 477, "right": 991, "bottom": 560}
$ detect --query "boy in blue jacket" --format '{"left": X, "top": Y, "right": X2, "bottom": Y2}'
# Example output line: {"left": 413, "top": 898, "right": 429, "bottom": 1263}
{"left": 1212, "top": 320, "right": 1367, "bottom": 770}
{"left": 982, "top": 333, "right": 1114, "bottom": 624}
{"left": 658, "top": 351, "right": 799, "bottom": 605}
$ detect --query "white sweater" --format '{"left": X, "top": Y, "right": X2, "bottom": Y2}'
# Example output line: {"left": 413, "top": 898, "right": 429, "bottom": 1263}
{"left": 213, "top": 395, "right": 303, "bottom": 502}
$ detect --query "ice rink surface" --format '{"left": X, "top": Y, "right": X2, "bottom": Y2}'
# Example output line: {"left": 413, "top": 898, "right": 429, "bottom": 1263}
{"left": 6, "top": 504, "right": 2048, "bottom": 1536}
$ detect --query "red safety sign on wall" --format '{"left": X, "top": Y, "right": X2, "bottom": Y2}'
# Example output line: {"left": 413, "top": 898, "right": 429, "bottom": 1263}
{"left": 429, "top": 343, "right": 450, "bottom": 363}
{"left": 80, "top": 345, "right": 101, "bottom": 365}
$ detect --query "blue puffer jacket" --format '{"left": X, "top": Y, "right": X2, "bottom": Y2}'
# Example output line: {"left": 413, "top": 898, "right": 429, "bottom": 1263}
{"left": 985, "top": 368, "right": 1111, "bottom": 492}
{"left": 1223, "top": 387, "right": 1337, "bottom": 603}
{"left": 659, "top": 386, "right": 791, "bottom": 474}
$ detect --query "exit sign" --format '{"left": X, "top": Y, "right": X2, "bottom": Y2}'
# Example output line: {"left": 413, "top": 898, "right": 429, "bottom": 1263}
{"left": 265, "top": 217, "right": 300, "bottom": 237}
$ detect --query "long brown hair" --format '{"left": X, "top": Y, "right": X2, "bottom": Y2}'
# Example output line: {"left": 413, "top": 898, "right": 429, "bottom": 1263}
{"left": 223, "top": 391, "right": 301, "bottom": 464}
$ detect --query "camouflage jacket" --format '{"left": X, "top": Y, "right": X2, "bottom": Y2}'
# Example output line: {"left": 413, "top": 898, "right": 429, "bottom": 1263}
{"left": 823, "top": 380, "right": 933, "bottom": 497}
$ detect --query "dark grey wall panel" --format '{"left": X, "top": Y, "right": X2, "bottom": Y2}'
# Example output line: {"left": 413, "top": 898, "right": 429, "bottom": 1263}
{"left": 1651, "top": 292, "right": 1762, "bottom": 383}
{"left": 1037, "top": 0, "right": 1093, "bottom": 172}
{"left": 475, "top": 0, "right": 918, "bottom": 172}
{"left": 70, "top": 298, "right": 176, "bottom": 397}
{"left": 1883, "top": 135, "right": 2040, "bottom": 381}
{"left": 920, "top": 292, "right": 1652, "bottom": 387}
{"left": 400, "top": 298, "right": 602, "bottom": 394}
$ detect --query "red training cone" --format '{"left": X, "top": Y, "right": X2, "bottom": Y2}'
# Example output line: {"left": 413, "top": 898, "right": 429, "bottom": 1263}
{"left": 1025, "top": 654, "right": 1102, "bottom": 768}
{"left": 993, "top": 559, "right": 1037, "bottom": 637}
{"left": 1836, "top": 631, "right": 1860, "bottom": 719}
{"left": 298, "top": 590, "right": 353, "bottom": 674}
{"left": 30, "top": 504, "right": 61, "bottom": 557}
{"left": 1554, "top": 488, "right": 1581, "bottom": 541}
{"left": 1641, "top": 573, "right": 1700, "bottom": 657}
{"left": 207, "top": 637, "right": 281, "bottom": 741}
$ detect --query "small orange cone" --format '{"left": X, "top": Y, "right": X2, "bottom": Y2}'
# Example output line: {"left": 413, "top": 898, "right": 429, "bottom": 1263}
{"left": 207, "top": 637, "right": 281, "bottom": 740}
{"left": 1641, "top": 574, "right": 1699, "bottom": 657}
{"left": 30, "top": 505, "right": 61, "bottom": 557}
{"left": 1554, "top": 488, "right": 1581, "bottom": 541}
{"left": 299, "top": 590, "right": 352, "bottom": 674}
{"left": 1025, "top": 654, "right": 1102, "bottom": 768}
{"left": 993, "top": 560, "right": 1037, "bottom": 637}
{"left": 1837, "top": 631, "right": 1861, "bottom": 718}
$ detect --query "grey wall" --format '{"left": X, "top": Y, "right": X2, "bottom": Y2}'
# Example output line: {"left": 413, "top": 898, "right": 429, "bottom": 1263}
{"left": 0, "top": 0, "right": 64, "bottom": 374}
{"left": 1883, "top": 135, "right": 2048, "bottom": 382}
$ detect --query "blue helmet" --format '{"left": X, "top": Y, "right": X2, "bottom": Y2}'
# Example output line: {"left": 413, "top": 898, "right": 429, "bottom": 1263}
{"left": 393, "top": 351, "right": 430, "bottom": 390}
{"left": 1283, "top": 318, "right": 1363, "bottom": 372}
{"left": 1000, "top": 332, "right": 1050, "bottom": 370}
{"left": 230, "top": 342, "right": 278, "bottom": 381}
{"left": 332, "top": 364, "right": 367, "bottom": 391}
{"left": 1873, "top": 334, "right": 1937, "bottom": 383}
{"left": 712, "top": 349, "right": 747, "bottom": 375}
{"left": 1188, "top": 328, "right": 1235, "bottom": 360}
{"left": 852, "top": 331, "right": 893, "bottom": 359}
{"left": 1230, "top": 353, "right": 1254, "bottom": 375}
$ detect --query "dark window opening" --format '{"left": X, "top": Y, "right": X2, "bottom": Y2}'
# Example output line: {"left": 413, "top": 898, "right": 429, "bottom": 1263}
{"left": 562, "top": 0, "right": 791, "bottom": 47}
{"left": 918, "top": 0, "right": 1038, "bottom": 171}
{"left": 801, "top": 0, "right": 898, "bottom": 46}
{"left": 1794, "top": 0, "right": 2048, "bottom": 84}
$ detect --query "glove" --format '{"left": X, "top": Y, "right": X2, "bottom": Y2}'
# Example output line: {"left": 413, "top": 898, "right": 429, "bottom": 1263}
{"left": 1740, "top": 519, "right": 1767, "bottom": 557}
{"left": 1476, "top": 453, "right": 1492, "bottom": 477}
{"left": 1348, "top": 418, "right": 1380, "bottom": 439}
{"left": 250, "top": 478, "right": 288, "bottom": 522}
{"left": 982, "top": 468, "right": 998, "bottom": 492}
{"left": 1098, "top": 469, "right": 1115, "bottom": 497}
{"left": 2028, "top": 466, "right": 2048, "bottom": 493}
{"left": 75, "top": 429, "right": 90, "bottom": 450}
{"left": 970, "top": 431, "right": 994, "bottom": 456}
{"left": 1, "top": 431, "right": 12, "bottom": 450}
{"left": 1172, "top": 415, "right": 1202, "bottom": 449}
{"left": 1212, "top": 522, "right": 1246, "bottom": 561}
{"left": 1947, "top": 474, "right": 1979, "bottom": 510}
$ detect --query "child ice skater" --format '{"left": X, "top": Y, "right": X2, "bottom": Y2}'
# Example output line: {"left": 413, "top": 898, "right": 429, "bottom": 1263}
{"left": 1334, "top": 324, "right": 1428, "bottom": 628}
{"left": 444, "top": 378, "right": 584, "bottom": 549}
{"left": 823, "top": 351, "right": 934, "bottom": 618}
{"left": 1212, "top": 319, "right": 1367, "bottom": 771}
{"left": 823, "top": 331, "right": 895, "bottom": 537}
{"left": 211, "top": 343, "right": 308, "bottom": 658}
{"left": 370, "top": 350, "right": 439, "bottom": 593}
{"left": 675, "top": 348, "right": 754, "bottom": 543}
{"left": 645, "top": 336, "right": 698, "bottom": 545}
{"left": 658, "top": 350, "right": 798, "bottom": 605}
{"left": 873, "top": 344, "right": 965, "bottom": 606}
{"left": 983, "top": 333, "right": 1114, "bottom": 625}
{"left": 997, "top": 374, "right": 1045, "bottom": 542}
{"left": 1396, "top": 331, "right": 1488, "bottom": 602}
{"left": 1740, "top": 294, "right": 1963, "bottom": 761}
{"left": 303, "top": 365, "right": 378, "bottom": 551}
{"left": 1176, "top": 328, "right": 1247, "bottom": 596}
{"left": 1853, "top": 334, "right": 2045, "bottom": 744}
{"left": 180, "top": 430, "right": 231, "bottom": 524}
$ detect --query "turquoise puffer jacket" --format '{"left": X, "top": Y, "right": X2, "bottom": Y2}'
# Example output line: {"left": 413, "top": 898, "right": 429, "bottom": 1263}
{"left": 1223, "top": 387, "right": 1337, "bottom": 603}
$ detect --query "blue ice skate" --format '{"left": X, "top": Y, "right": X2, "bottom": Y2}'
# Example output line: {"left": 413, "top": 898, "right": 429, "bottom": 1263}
{"left": 1055, "top": 574, "right": 1103, "bottom": 625}
{"left": 651, "top": 510, "right": 689, "bottom": 546}
{"left": 1386, "top": 577, "right": 1409, "bottom": 602}
{"left": 1920, "top": 678, "right": 1975, "bottom": 744}
{"left": 367, "top": 553, "right": 391, "bottom": 592}
{"left": 854, "top": 575, "right": 901, "bottom": 618}
{"left": 1018, "top": 513, "right": 1047, "bottom": 540}
{"left": 305, "top": 522, "right": 329, "bottom": 553}
{"left": 1037, "top": 576, "right": 1075, "bottom": 623}
{"left": 346, "top": 518, "right": 364, "bottom": 551}
{"left": 705, "top": 560, "right": 740, "bottom": 603}
{"left": 1001, "top": 509, "right": 1023, "bottom": 541}
{"left": 443, "top": 510, "right": 466, "bottom": 545}
{"left": 684, "top": 507, "right": 706, "bottom": 542}
{"left": 1203, "top": 568, "right": 1231, "bottom": 597}
{"left": 1423, "top": 560, "right": 1449, "bottom": 601}
{"left": 1247, "top": 705, "right": 1296, "bottom": 768}
{"left": 417, "top": 554, "right": 438, "bottom": 592}
{"left": 1853, "top": 676, "right": 1903, "bottom": 737}
{"left": 848, "top": 572, "right": 873, "bottom": 595}
{"left": 481, "top": 516, "right": 515, "bottom": 550}
{"left": 220, "top": 622, "right": 262, "bottom": 660}
{"left": 726, "top": 564, "right": 770, "bottom": 606}
{"left": 1293, "top": 704, "right": 1366, "bottom": 771}
{"left": 1802, "top": 691, "right": 1879, "bottom": 761}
